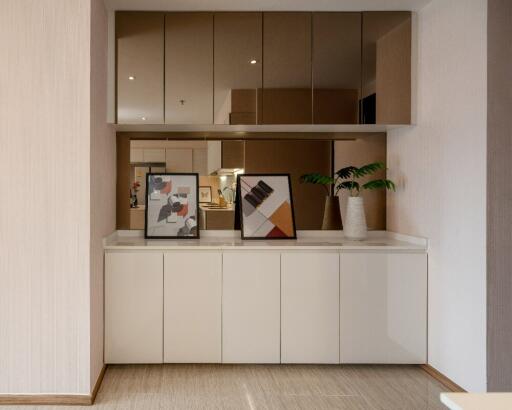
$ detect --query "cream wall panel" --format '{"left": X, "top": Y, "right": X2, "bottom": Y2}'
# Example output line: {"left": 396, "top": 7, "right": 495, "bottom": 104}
{"left": 387, "top": 0, "right": 487, "bottom": 392}
{"left": 0, "top": 0, "right": 93, "bottom": 394}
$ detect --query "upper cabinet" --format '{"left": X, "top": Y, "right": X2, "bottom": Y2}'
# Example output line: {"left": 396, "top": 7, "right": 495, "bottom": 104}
{"left": 165, "top": 13, "right": 214, "bottom": 124}
{"left": 116, "top": 12, "right": 164, "bottom": 124}
{"left": 361, "top": 12, "right": 412, "bottom": 124}
{"left": 262, "top": 13, "right": 312, "bottom": 124}
{"left": 115, "top": 11, "right": 411, "bottom": 126}
{"left": 214, "top": 13, "right": 262, "bottom": 125}
{"left": 312, "top": 13, "right": 361, "bottom": 125}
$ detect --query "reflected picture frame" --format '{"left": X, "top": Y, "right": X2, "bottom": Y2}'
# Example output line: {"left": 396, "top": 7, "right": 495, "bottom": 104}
{"left": 199, "top": 186, "right": 212, "bottom": 203}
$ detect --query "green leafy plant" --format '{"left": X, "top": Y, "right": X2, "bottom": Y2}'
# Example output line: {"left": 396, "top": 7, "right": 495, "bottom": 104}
{"left": 301, "top": 162, "right": 396, "bottom": 197}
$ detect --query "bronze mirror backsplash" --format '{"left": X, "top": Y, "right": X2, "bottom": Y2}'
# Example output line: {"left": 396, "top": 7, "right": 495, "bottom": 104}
{"left": 117, "top": 135, "right": 387, "bottom": 231}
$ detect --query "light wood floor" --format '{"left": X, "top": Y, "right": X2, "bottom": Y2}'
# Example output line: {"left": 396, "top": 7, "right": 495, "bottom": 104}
{"left": 5, "top": 364, "right": 448, "bottom": 409}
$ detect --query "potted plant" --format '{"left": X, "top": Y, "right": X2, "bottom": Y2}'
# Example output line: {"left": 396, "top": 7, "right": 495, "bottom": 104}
{"left": 336, "top": 162, "right": 396, "bottom": 240}
{"left": 300, "top": 172, "right": 346, "bottom": 230}
{"left": 301, "top": 162, "right": 395, "bottom": 237}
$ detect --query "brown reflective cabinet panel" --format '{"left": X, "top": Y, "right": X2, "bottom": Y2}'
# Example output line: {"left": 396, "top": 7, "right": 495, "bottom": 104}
{"left": 214, "top": 13, "right": 262, "bottom": 125}
{"left": 262, "top": 12, "right": 312, "bottom": 124}
{"left": 165, "top": 13, "right": 214, "bottom": 124}
{"left": 362, "top": 11, "right": 412, "bottom": 124}
{"left": 116, "top": 12, "right": 164, "bottom": 124}
{"left": 312, "top": 12, "right": 362, "bottom": 125}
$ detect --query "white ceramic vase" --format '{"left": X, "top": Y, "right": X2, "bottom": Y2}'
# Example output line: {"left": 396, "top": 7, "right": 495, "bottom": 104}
{"left": 344, "top": 196, "right": 367, "bottom": 240}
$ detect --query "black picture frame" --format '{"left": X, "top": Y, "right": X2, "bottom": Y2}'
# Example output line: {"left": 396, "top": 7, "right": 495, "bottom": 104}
{"left": 237, "top": 173, "right": 297, "bottom": 240}
{"left": 144, "top": 173, "right": 200, "bottom": 239}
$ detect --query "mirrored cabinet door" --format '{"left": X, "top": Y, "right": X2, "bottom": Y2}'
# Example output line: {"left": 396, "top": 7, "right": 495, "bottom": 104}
{"left": 262, "top": 12, "right": 312, "bottom": 124}
{"left": 214, "top": 13, "right": 262, "bottom": 125}
{"left": 165, "top": 12, "right": 214, "bottom": 124}
{"left": 361, "top": 11, "right": 412, "bottom": 124}
{"left": 116, "top": 12, "right": 164, "bottom": 124}
{"left": 312, "top": 13, "right": 361, "bottom": 125}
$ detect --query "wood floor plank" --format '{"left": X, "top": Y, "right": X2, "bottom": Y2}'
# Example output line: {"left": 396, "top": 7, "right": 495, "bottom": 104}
{"left": 1, "top": 364, "right": 448, "bottom": 410}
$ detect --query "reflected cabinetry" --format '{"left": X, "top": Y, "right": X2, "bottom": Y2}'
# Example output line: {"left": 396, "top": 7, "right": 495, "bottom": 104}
{"left": 116, "top": 11, "right": 411, "bottom": 125}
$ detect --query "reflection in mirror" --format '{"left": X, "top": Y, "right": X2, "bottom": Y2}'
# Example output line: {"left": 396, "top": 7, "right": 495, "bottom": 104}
{"left": 313, "top": 13, "right": 361, "bottom": 124}
{"left": 361, "top": 11, "right": 412, "bottom": 124}
{"left": 118, "top": 136, "right": 387, "bottom": 232}
{"left": 214, "top": 13, "right": 262, "bottom": 125}
{"left": 262, "top": 13, "right": 312, "bottom": 124}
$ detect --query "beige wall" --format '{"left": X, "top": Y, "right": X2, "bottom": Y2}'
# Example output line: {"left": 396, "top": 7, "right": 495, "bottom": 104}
{"left": 90, "top": 0, "right": 116, "bottom": 391}
{"left": 0, "top": 0, "right": 114, "bottom": 395}
{"left": 387, "top": 0, "right": 487, "bottom": 392}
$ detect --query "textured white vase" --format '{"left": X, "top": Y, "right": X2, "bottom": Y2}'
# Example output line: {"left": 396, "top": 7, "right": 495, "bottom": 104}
{"left": 344, "top": 196, "right": 367, "bottom": 240}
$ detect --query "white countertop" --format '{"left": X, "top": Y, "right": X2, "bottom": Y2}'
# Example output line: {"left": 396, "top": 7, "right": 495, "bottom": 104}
{"left": 441, "top": 393, "right": 512, "bottom": 410}
{"left": 104, "top": 230, "right": 427, "bottom": 251}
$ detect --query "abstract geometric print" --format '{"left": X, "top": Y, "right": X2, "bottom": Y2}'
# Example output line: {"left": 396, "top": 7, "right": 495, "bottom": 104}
{"left": 238, "top": 175, "right": 296, "bottom": 239}
{"left": 145, "top": 173, "right": 199, "bottom": 239}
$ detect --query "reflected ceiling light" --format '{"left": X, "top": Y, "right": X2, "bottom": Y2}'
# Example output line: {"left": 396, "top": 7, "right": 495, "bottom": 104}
{"left": 128, "top": 75, "right": 135, "bottom": 80}
{"left": 141, "top": 116, "right": 147, "bottom": 121}
{"left": 249, "top": 59, "right": 257, "bottom": 65}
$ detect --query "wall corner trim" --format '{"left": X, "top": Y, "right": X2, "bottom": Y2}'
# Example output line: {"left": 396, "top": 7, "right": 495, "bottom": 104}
{"left": 0, "top": 364, "right": 107, "bottom": 406}
{"left": 419, "top": 364, "right": 466, "bottom": 393}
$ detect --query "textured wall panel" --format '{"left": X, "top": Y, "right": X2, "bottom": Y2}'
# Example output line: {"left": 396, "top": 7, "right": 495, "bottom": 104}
{"left": 387, "top": 0, "right": 487, "bottom": 392}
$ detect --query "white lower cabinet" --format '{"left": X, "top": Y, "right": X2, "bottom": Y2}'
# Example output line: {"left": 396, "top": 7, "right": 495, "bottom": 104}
{"left": 281, "top": 252, "right": 340, "bottom": 364}
{"left": 105, "top": 252, "right": 163, "bottom": 363}
{"left": 340, "top": 252, "right": 427, "bottom": 364}
{"left": 222, "top": 252, "right": 281, "bottom": 363}
{"left": 164, "top": 251, "right": 222, "bottom": 363}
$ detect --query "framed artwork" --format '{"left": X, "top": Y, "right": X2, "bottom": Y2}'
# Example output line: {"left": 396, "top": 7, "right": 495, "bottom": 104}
{"left": 199, "top": 186, "right": 212, "bottom": 203}
{"left": 237, "top": 174, "right": 297, "bottom": 240}
{"left": 145, "top": 173, "right": 199, "bottom": 239}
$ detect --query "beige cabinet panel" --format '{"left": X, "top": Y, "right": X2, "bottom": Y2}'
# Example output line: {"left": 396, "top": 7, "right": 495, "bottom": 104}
{"left": 165, "top": 13, "right": 213, "bottom": 124}
{"left": 281, "top": 252, "right": 340, "bottom": 363}
{"left": 105, "top": 252, "right": 163, "bottom": 363}
{"left": 313, "top": 13, "right": 361, "bottom": 124}
{"left": 193, "top": 149, "right": 208, "bottom": 175}
{"left": 130, "top": 148, "right": 144, "bottom": 163}
{"left": 222, "top": 252, "right": 281, "bottom": 363}
{"left": 166, "top": 148, "right": 193, "bottom": 172}
{"left": 116, "top": 12, "right": 164, "bottom": 124}
{"left": 340, "top": 252, "right": 427, "bottom": 363}
{"left": 262, "top": 12, "right": 312, "bottom": 124}
{"left": 143, "top": 148, "right": 166, "bottom": 163}
{"left": 164, "top": 252, "right": 222, "bottom": 363}
{"left": 214, "top": 13, "right": 262, "bottom": 125}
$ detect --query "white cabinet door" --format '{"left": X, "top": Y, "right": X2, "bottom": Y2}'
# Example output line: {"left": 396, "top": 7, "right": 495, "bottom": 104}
{"left": 281, "top": 252, "right": 339, "bottom": 363}
{"left": 130, "top": 148, "right": 144, "bottom": 163}
{"left": 164, "top": 251, "right": 222, "bottom": 363}
{"left": 340, "top": 252, "right": 427, "bottom": 364}
{"left": 222, "top": 252, "right": 280, "bottom": 363}
{"left": 166, "top": 148, "right": 193, "bottom": 172}
{"left": 143, "top": 148, "right": 166, "bottom": 163}
{"left": 105, "top": 252, "right": 163, "bottom": 363}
